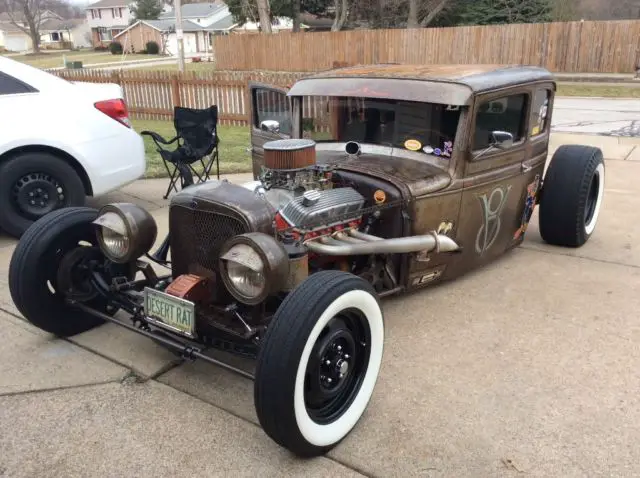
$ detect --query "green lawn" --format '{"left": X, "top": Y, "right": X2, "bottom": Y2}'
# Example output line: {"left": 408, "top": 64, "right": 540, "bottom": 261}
{"left": 132, "top": 119, "right": 251, "bottom": 178}
{"left": 556, "top": 83, "right": 640, "bottom": 98}
{"left": 135, "top": 61, "right": 217, "bottom": 73}
{"left": 3, "top": 49, "right": 162, "bottom": 69}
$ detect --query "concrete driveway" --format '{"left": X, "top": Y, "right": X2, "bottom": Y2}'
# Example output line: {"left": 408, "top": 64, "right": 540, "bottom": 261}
{"left": 0, "top": 133, "right": 639, "bottom": 477}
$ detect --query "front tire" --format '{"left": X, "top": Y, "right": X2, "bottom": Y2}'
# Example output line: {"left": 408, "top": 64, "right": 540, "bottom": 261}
{"left": 0, "top": 152, "right": 86, "bottom": 238}
{"left": 8, "top": 207, "right": 111, "bottom": 337}
{"left": 539, "top": 145, "right": 605, "bottom": 247}
{"left": 254, "top": 270, "right": 384, "bottom": 457}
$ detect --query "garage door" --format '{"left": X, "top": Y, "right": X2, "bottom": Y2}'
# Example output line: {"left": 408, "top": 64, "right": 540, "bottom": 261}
{"left": 5, "top": 35, "right": 29, "bottom": 52}
{"left": 183, "top": 33, "right": 197, "bottom": 53}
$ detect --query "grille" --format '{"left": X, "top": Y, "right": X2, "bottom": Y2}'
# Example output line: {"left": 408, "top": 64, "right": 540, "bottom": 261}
{"left": 169, "top": 205, "right": 248, "bottom": 277}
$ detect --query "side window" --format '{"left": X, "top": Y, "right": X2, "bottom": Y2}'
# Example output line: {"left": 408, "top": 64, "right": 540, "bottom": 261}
{"left": 530, "top": 89, "right": 551, "bottom": 137}
{"left": 0, "top": 72, "right": 38, "bottom": 96}
{"left": 252, "top": 88, "right": 292, "bottom": 135}
{"left": 473, "top": 94, "right": 528, "bottom": 151}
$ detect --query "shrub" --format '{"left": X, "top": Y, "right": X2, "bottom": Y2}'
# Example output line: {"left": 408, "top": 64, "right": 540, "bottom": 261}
{"left": 93, "top": 45, "right": 108, "bottom": 51}
{"left": 109, "top": 41, "right": 123, "bottom": 55}
{"left": 145, "top": 41, "right": 159, "bottom": 54}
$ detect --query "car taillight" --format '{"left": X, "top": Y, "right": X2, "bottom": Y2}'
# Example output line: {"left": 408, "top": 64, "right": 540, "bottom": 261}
{"left": 94, "top": 99, "right": 131, "bottom": 128}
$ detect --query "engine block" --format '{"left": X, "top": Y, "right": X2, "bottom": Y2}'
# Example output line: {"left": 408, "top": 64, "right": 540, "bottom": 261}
{"left": 278, "top": 187, "right": 365, "bottom": 233}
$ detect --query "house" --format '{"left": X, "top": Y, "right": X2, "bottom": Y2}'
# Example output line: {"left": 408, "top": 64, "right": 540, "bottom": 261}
{"left": 158, "top": 2, "right": 232, "bottom": 28}
{"left": 115, "top": 2, "right": 236, "bottom": 54}
{"left": 0, "top": 10, "right": 62, "bottom": 52}
{"left": 85, "top": 0, "right": 136, "bottom": 47}
{"left": 40, "top": 18, "right": 92, "bottom": 50}
{"left": 230, "top": 17, "right": 307, "bottom": 34}
{"left": 114, "top": 16, "right": 235, "bottom": 55}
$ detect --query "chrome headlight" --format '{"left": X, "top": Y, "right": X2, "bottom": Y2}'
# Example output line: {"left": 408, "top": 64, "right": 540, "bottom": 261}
{"left": 220, "top": 233, "right": 289, "bottom": 305}
{"left": 93, "top": 203, "right": 158, "bottom": 263}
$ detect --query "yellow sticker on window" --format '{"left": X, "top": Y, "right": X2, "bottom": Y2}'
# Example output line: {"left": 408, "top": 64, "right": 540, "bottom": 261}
{"left": 404, "top": 139, "right": 422, "bottom": 151}
{"left": 531, "top": 126, "right": 540, "bottom": 136}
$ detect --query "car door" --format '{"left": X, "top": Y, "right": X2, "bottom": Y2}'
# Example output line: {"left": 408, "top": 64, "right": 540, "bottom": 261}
{"left": 248, "top": 82, "right": 293, "bottom": 179}
{"left": 517, "top": 84, "right": 555, "bottom": 239}
{"left": 455, "top": 87, "right": 534, "bottom": 269}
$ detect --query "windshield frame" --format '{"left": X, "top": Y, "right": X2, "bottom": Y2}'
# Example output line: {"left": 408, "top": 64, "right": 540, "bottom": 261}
{"left": 289, "top": 94, "right": 467, "bottom": 174}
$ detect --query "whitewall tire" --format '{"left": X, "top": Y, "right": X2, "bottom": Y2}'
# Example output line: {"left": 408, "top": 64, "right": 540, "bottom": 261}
{"left": 254, "top": 270, "right": 384, "bottom": 457}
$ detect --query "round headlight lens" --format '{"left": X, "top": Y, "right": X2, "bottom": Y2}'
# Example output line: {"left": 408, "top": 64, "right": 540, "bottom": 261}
{"left": 92, "top": 204, "right": 158, "bottom": 264}
{"left": 222, "top": 244, "right": 266, "bottom": 300}
{"left": 101, "top": 224, "right": 130, "bottom": 260}
{"left": 219, "top": 233, "right": 290, "bottom": 306}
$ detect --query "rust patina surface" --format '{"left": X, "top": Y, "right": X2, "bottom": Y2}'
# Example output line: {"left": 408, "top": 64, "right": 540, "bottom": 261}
{"left": 287, "top": 64, "right": 556, "bottom": 105}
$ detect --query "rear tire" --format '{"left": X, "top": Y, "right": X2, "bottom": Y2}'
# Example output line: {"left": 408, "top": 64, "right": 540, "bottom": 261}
{"left": 8, "top": 207, "right": 110, "bottom": 337}
{"left": 0, "top": 152, "right": 86, "bottom": 238}
{"left": 254, "top": 270, "right": 384, "bottom": 457}
{"left": 539, "top": 145, "right": 605, "bottom": 247}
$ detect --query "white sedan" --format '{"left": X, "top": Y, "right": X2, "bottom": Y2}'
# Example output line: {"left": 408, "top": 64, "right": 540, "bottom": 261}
{"left": 0, "top": 56, "right": 146, "bottom": 237}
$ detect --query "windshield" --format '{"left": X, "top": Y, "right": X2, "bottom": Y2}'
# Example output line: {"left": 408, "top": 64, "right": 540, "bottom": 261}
{"left": 300, "top": 96, "right": 461, "bottom": 159}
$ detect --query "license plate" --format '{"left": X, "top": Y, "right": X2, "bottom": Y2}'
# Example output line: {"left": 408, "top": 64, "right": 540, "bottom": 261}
{"left": 143, "top": 287, "right": 196, "bottom": 338}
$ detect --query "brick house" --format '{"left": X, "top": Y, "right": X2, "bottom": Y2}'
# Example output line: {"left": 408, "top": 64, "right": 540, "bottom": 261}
{"left": 114, "top": 2, "right": 236, "bottom": 54}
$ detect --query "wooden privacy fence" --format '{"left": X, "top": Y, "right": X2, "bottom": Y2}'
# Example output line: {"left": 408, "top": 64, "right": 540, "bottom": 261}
{"left": 213, "top": 20, "right": 640, "bottom": 73}
{"left": 51, "top": 69, "right": 307, "bottom": 124}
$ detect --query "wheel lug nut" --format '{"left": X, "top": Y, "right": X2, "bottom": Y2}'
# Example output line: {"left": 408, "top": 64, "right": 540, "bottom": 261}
{"left": 30, "top": 200, "right": 35, "bottom": 205}
{"left": 339, "top": 373, "right": 344, "bottom": 378}
{"left": 29, "top": 192, "right": 34, "bottom": 197}
{"left": 327, "top": 378, "right": 332, "bottom": 383}
{"left": 337, "top": 345, "right": 342, "bottom": 351}
{"left": 44, "top": 194, "right": 49, "bottom": 199}
{"left": 325, "top": 360, "right": 331, "bottom": 365}
{"left": 344, "top": 354, "right": 350, "bottom": 359}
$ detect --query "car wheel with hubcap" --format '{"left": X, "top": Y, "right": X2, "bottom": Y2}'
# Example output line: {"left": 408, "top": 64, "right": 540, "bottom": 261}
{"left": 254, "top": 270, "right": 384, "bottom": 457}
{"left": 0, "top": 152, "right": 85, "bottom": 238}
{"left": 9, "top": 207, "right": 129, "bottom": 337}
{"left": 539, "top": 145, "right": 605, "bottom": 247}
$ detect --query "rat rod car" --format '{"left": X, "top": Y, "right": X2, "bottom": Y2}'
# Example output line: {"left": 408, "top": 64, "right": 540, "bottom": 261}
{"left": 8, "top": 64, "right": 605, "bottom": 457}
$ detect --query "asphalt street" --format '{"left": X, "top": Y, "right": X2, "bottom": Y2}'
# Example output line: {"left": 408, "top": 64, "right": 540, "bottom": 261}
{"left": 552, "top": 97, "right": 640, "bottom": 137}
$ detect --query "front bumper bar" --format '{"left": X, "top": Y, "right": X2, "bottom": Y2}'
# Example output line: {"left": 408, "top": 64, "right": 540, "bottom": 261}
{"left": 69, "top": 300, "right": 255, "bottom": 380}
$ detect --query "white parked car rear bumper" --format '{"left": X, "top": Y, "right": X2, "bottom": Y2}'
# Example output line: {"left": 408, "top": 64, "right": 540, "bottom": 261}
{"left": 76, "top": 128, "right": 146, "bottom": 196}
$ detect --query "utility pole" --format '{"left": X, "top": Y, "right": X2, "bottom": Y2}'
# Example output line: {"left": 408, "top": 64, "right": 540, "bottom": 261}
{"left": 174, "top": 0, "right": 185, "bottom": 72}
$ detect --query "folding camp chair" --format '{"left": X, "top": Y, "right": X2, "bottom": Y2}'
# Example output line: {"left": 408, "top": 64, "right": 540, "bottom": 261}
{"left": 141, "top": 105, "right": 220, "bottom": 199}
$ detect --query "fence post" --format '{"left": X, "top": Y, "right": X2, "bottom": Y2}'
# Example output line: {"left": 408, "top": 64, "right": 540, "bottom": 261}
{"left": 172, "top": 74, "right": 181, "bottom": 108}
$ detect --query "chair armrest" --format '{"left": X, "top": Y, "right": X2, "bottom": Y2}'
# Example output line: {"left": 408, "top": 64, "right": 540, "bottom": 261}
{"left": 140, "top": 130, "right": 179, "bottom": 145}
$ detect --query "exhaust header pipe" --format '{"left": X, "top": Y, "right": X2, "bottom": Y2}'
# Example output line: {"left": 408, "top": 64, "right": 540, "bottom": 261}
{"left": 304, "top": 229, "right": 460, "bottom": 256}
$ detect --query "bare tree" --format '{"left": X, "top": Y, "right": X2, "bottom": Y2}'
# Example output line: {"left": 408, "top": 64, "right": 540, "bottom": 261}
{"left": 552, "top": 0, "right": 578, "bottom": 20}
{"left": 255, "top": 0, "right": 272, "bottom": 33}
{"left": 292, "top": 0, "right": 301, "bottom": 31}
{"left": 407, "top": 0, "right": 450, "bottom": 28}
{"left": 1, "top": 0, "right": 48, "bottom": 52}
{"left": 331, "top": 0, "right": 349, "bottom": 30}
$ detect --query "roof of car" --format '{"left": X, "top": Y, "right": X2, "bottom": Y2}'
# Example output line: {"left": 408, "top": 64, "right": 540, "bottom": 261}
{"left": 306, "top": 64, "right": 554, "bottom": 91}
{"left": 287, "top": 64, "right": 555, "bottom": 105}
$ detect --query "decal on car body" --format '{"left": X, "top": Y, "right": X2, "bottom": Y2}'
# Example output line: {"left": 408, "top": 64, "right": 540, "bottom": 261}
{"left": 475, "top": 185, "right": 512, "bottom": 255}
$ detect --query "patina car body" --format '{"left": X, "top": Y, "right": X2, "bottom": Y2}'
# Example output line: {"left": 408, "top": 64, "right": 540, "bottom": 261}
{"left": 9, "top": 64, "right": 605, "bottom": 458}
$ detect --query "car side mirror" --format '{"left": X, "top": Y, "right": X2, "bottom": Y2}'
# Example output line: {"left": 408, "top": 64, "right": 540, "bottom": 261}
{"left": 261, "top": 120, "right": 280, "bottom": 134}
{"left": 491, "top": 131, "right": 514, "bottom": 149}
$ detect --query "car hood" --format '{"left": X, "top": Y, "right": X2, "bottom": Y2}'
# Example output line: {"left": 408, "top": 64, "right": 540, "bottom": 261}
{"left": 316, "top": 150, "right": 452, "bottom": 197}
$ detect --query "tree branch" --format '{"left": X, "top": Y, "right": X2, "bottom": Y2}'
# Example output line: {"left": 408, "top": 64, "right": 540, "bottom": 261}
{"left": 420, "top": 0, "right": 448, "bottom": 27}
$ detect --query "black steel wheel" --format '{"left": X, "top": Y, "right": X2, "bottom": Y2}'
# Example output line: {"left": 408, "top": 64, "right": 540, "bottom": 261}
{"left": 0, "top": 152, "right": 85, "bottom": 238}
{"left": 539, "top": 145, "right": 605, "bottom": 247}
{"left": 254, "top": 270, "right": 384, "bottom": 457}
{"left": 8, "top": 207, "right": 119, "bottom": 337}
